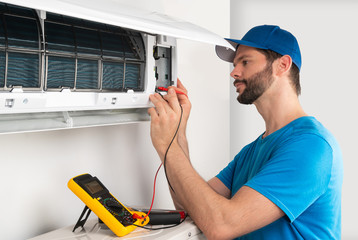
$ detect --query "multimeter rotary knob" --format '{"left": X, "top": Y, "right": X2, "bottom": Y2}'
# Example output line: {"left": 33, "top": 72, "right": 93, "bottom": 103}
{"left": 105, "top": 199, "right": 122, "bottom": 211}
{"left": 103, "top": 198, "right": 124, "bottom": 214}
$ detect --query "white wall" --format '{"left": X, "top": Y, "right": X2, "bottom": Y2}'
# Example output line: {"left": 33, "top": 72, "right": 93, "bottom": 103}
{"left": 230, "top": 0, "right": 358, "bottom": 239}
{"left": 0, "top": 1, "right": 230, "bottom": 239}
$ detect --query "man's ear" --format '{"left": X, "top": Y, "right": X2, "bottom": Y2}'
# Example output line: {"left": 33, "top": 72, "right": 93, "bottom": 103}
{"left": 275, "top": 55, "right": 292, "bottom": 76}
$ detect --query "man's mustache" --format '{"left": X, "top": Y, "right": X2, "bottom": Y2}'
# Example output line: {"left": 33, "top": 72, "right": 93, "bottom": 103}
{"left": 233, "top": 79, "right": 247, "bottom": 86}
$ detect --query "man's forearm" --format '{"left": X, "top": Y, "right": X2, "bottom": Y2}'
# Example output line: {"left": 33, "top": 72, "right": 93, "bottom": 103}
{"left": 170, "top": 187, "right": 184, "bottom": 210}
{"left": 170, "top": 133, "right": 190, "bottom": 210}
{"left": 178, "top": 133, "right": 190, "bottom": 161}
{"left": 163, "top": 143, "right": 231, "bottom": 238}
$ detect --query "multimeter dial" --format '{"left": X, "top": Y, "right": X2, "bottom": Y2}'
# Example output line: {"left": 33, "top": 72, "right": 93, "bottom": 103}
{"left": 101, "top": 197, "right": 135, "bottom": 226}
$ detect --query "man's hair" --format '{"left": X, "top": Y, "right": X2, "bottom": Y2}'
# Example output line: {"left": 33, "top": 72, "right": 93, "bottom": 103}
{"left": 256, "top": 48, "right": 301, "bottom": 95}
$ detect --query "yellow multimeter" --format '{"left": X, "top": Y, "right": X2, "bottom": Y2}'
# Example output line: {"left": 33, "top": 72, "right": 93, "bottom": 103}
{"left": 68, "top": 173, "right": 149, "bottom": 237}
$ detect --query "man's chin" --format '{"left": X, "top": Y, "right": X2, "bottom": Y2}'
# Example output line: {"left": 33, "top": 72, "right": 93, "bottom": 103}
{"left": 237, "top": 94, "right": 255, "bottom": 105}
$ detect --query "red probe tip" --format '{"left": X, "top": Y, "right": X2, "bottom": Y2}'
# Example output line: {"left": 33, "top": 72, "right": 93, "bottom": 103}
{"left": 157, "top": 86, "right": 188, "bottom": 98}
{"left": 157, "top": 86, "right": 168, "bottom": 91}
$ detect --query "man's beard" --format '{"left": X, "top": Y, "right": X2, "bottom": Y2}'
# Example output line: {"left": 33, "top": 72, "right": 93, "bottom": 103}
{"left": 234, "top": 64, "right": 274, "bottom": 105}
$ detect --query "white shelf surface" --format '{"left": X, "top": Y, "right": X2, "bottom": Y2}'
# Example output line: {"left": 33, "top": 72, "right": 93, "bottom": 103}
{"left": 29, "top": 217, "right": 206, "bottom": 240}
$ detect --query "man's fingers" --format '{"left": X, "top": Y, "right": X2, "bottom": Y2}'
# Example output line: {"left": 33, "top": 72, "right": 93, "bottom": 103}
{"left": 176, "top": 78, "right": 188, "bottom": 94}
{"left": 149, "top": 93, "right": 168, "bottom": 116}
{"left": 163, "top": 88, "right": 181, "bottom": 112}
{"left": 148, "top": 107, "right": 158, "bottom": 119}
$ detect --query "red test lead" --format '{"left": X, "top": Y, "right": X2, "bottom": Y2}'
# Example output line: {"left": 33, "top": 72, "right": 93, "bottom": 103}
{"left": 157, "top": 86, "right": 188, "bottom": 98}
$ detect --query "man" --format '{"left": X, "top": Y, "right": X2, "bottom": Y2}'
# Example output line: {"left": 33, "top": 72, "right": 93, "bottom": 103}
{"left": 148, "top": 25, "right": 343, "bottom": 239}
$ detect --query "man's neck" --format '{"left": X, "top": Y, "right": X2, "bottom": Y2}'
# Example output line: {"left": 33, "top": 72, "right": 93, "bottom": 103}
{"left": 254, "top": 87, "right": 307, "bottom": 138}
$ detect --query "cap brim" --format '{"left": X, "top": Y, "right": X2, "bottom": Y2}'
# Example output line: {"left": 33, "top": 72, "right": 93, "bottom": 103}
{"left": 215, "top": 38, "right": 268, "bottom": 62}
{"left": 215, "top": 39, "right": 238, "bottom": 63}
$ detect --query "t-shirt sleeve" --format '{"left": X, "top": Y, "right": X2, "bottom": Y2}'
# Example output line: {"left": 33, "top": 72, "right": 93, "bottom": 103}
{"left": 216, "top": 145, "right": 251, "bottom": 191}
{"left": 216, "top": 157, "right": 237, "bottom": 190}
{"left": 244, "top": 134, "right": 333, "bottom": 222}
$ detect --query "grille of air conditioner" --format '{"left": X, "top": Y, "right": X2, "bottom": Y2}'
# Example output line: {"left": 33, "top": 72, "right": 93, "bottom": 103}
{"left": 0, "top": 3, "right": 148, "bottom": 95}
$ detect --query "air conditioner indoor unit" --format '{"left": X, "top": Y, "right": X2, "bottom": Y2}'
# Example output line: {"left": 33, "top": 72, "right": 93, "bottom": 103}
{"left": 0, "top": 0, "right": 233, "bottom": 134}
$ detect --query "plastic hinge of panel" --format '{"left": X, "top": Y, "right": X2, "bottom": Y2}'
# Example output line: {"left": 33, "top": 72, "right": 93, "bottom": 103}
{"left": 63, "top": 111, "right": 73, "bottom": 127}
{"left": 10, "top": 86, "right": 24, "bottom": 93}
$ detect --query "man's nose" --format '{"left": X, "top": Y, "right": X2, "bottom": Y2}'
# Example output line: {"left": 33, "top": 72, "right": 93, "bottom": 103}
{"left": 230, "top": 65, "right": 242, "bottom": 79}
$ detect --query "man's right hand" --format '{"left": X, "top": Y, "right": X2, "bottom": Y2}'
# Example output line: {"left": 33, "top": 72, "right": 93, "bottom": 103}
{"left": 167, "top": 79, "right": 191, "bottom": 157}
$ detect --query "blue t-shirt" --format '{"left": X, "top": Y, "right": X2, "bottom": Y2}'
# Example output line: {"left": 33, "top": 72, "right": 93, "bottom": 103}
{"left": 216, "top": 116, "right": 343, "bottom": 240}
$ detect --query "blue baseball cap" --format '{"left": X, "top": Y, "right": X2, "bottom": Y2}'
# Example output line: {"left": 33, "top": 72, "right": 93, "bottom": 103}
{"left": 215, "top": 25, "right": 302, "bottom": 70}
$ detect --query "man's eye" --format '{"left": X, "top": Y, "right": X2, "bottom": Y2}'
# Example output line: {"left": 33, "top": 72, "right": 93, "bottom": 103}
{"left": 242, "top": 60, "right": 248, "bottom": 66}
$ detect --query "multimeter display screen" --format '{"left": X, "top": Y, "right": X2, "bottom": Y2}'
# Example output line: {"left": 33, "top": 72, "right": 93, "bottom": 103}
{"left": 84, "top": 180, "right": 104, "bottom": 195}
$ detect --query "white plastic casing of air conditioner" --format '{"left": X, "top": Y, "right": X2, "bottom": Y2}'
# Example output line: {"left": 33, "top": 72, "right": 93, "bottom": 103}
{"left": 0, "top": 0, "right": 234, "bottom": 133}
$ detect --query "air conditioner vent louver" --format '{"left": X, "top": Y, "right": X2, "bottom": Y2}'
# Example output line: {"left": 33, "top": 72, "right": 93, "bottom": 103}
{"left": 0, "top": 2, "right": 146, "bottom": 92}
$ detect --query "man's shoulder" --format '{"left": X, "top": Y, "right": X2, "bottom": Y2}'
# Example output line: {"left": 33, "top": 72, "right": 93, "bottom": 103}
{"left": 291, "top": 116, "right": 325, "bottom": 133}
{"left": 291, "top": 116, "right": 338, "bottom": 148}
